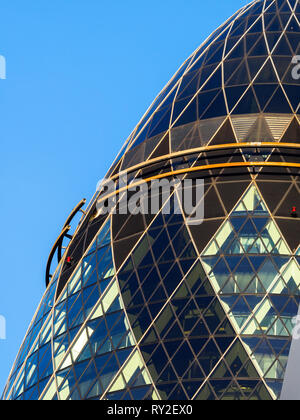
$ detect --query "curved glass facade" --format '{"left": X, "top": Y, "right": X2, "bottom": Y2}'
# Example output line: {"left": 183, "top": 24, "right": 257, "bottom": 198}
{"left": 3, "top": 0, "right": 300, "bottom": 400}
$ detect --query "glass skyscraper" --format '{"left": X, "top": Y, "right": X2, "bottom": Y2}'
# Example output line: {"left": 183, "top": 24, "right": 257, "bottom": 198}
{"left": 3, "top": 0, "right": 300, "bottom": 401}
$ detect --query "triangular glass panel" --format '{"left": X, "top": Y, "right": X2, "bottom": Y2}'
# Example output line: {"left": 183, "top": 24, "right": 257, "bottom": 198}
{"left": 189, "top": 317, "right": 210, "bottom": 338}
{"left": 251, "top": 218, "right": 269, "bottom": 233}
{"left": 230, "top": 18, "right": 247, "bottom": 37}
{"left": 198, "top": 340, "right": 222, "bottom": 375}
{"left": 245, "top": 276, "right": 265, "bottom": 294}
{"left": 215, "top": 221, "right": 235, "bottom": 250}
{"left": 282, "top": 260, "right": 300, "bottom": 293}
{"left": 286, "top": 16, "right": 299, "bottom": 32}
{"left": 232, "top": 185, "right": 267, "bottom": 214}
{"left": 242, "top": 315, "right": 263, "bottom": 335}
{"left": 215, "top": 320, "right": 236, "bottom": 337}
{"left": 227, "top": 38, "right": 245, "bottom": 60}
{"left": 270, "top": 277, "right": 289, "bottom": 295}
{"left": 201, "top": 91, "right": 227, "bottom": 119}
{"left": 208, "top": 119, "right": 236, "bottom": 146}
{"left": 272, "top": 256, "right": 290, "bottom": 271}
{"left": 201, "top": 256, "right": 220, "bottom": 272}
{"left": 225, "top": 255, "right": 242, "bottom": 272}
{"left": 203, "top": 301, "right": 227, "bottom": 334}
{"left": 234, "top": 258, "right": 256, "bottom": 291}
{"left": 211, "top": 361, "right": 232, "bottom": 379}
{"left": 195, "top": 278, "right": 215, "bottom": 296}
{"left": 273, "top": 34, "right": 293, "bottom": 55}
{"left": 257, "top": 258, "right": 280, "bottom": 291}
{"left": 197, "top": 90, "right": 219, "bottom": 118}
{"left": 225, "top": 85, "right": 248, "bottom": 111}
{"left": 247, "top": 56, "right": 267, "bottom": 79}
{"left": 149, "top": 133, "right": 170, "bottom": 159}
{"left": 226, "top": 238, "right": 245, "bottom": 255}
{"left": 232, "top": 87, "right": 260, "bottom": 115}
{"left": 286, "top": 31, "right": 300, "bottom": 53}
{"left": 261, "top": 221, "right": 287, "bottom": 255}
{"left": 226, "top": 60, "right": 250, "bottom": 86}
{"left": 238, "top": 220, "right": 259, "bottom": 252}
{"left": 248, "top": 238, "right": 268, "bottom": 254}
{"left": 267, "top": 338, "right": 290, "bottom": 359}
{"left": 206, "top": 43, "right": 225, "bottom": 65}
{"left": 178, "top": 72, "right": 200, "bottom": 99}
{"left": 244, "top": 295, "right": 264, "bottom": 312}
{"left": 220, "top": 295, "right": 240, "bottom": 313}
{"left": 202, "top": 67, "right": 222, "bottom": 91}
{"left": 224, "top": 340, "right": 254, "bottom": 377}
{"left": 174, "top": 98, "right": 197, "bottom": 127}
{"left": 272, "top": 56, "right": 291, "bottom": 80}
{"left": 265, "top": 14, "right": 282, "bottom": 32}
{"left": 202, "top": 239, "right": 220, "bottom": 257}
{"left": 228, "top": 297, "right": 252, "bottom": 329}
{"left": 266, "top": 31, "right": 282, "bottom": 51}
{"left": 255, "top": 59, "right": 278, "bottom": 84}
{"left": 252, "top": 339, "right": 275, "bottom": 376}
{"left": 241, "top": 336, "right": 261, "bottom": 355}
{"left": 280, "top": 316, "right": 295, "bottom": 336}
{"left": 272, "top": 238, "right": 290, "bottom": 255}
{"left": 280, "top": 116, "right": 300, "bottom": 142}
{"left": 248, "top": 17, "right": 263, "bottom": 34}
{"left": 267, "top": 317, "right": 289, "bottom": 337}
{"left": 248, "top": 35, "right": 268, "bottom": 57}
{"left": 269, "top": 295, "right": 290, "bottom": 315}
{"left": 232, "top": 201, "right": 248, "bottom": 215}
{"left": 172, "top": 97, "right": 193, "bottom": 123}
{"left": 253, "top": 84, "right": 278, "bottom": 111}
{"left": 244, "top": 116, "right": 275, "bottom": 143}
{"left": 265, "top": 380, "right": 284, "bottom": 400}
{"left": 265, "top": 87, "right": 293, "bottom": 114}
{"left": 147, "top": 106, "right": 172, "bottom": 138}
{"left": 282, "top": 84, "right": 300, "bottom": 110}
{"left": 195, "top": 383, "right": 215, "bottom": 401}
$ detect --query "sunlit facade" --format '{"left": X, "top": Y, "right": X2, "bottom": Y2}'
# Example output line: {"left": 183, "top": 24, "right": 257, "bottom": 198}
{"left": 3, "top": 0, "right": 300, "bottom": 400}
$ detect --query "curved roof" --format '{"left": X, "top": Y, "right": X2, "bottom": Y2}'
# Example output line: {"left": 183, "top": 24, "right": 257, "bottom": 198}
{"left": 110, "top": 0, "right": 300, "bottom": 173}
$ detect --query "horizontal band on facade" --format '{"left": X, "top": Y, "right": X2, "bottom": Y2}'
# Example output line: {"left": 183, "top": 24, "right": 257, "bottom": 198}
{"left": 95, "top": 161, "right": 300, "bottom": 208}
{"left": 110, "top": 142, "right": 300, "bottom": 181}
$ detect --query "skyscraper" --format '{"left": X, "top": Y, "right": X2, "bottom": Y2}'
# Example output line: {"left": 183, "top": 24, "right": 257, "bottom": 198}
{"left": 3, "top": 0, "right": 300, "bottom": 400}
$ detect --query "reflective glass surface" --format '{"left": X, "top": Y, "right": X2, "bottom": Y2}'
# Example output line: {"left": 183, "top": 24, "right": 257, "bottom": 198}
{"left": 3, "top": 0, "right": 300, "bottom": 401}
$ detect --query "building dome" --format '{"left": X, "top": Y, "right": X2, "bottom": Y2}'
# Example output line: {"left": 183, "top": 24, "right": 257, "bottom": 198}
{"left": 111, "top": 0, "right": 300, "bottom": 173}
{"left": 3, "top": 0, "right": 300, "bottom": 401}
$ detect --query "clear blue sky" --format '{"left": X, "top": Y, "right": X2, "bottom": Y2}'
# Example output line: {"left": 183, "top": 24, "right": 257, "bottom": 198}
{"left": 0, "top": 0, "right": 250, "bottom": 392}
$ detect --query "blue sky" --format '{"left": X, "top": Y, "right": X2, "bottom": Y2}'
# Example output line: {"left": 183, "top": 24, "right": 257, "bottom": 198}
{"left": 0, "top": 0, "right": 250, "bottom": 392}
